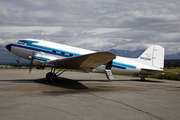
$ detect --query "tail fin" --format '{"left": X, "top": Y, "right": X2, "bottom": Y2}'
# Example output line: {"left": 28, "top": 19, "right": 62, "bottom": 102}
{"left": 137, "top": 45, "right": 164, "bottom": 69}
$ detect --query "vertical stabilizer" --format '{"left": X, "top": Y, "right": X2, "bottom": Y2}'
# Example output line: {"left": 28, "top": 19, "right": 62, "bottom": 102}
{"left": 137, "top": 45, "right": 164, "bottom": 69}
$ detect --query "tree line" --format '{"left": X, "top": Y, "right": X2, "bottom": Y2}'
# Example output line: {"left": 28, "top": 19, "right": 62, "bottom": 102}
{"left": 164, "top": 63, "right": 180, "bottom": 68}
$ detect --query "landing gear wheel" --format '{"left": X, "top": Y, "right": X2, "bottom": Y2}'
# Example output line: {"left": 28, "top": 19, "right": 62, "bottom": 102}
{"left": 50, "top": 74, "right": 58, "bottom": 82}
{"left": 46, "top": 72, "right": 53, "bottom": 81}
{"left": 140, "top": 77, "right": 145, "bottom": 81}
{"left": 46, "top": 72, "right": 58, "bottom": 82}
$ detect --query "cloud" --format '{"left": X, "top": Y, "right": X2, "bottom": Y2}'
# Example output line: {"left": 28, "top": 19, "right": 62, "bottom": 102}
{"left": 0, "top": 0, "right": 179, "bottom": 55}
{"left": 86, "top": 28, "right": 122, "bottom": 35}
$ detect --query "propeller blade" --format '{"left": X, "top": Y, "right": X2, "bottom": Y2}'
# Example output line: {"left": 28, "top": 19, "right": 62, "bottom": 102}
{"left": 29, "top": 51, "right": 34, "bottom": 74}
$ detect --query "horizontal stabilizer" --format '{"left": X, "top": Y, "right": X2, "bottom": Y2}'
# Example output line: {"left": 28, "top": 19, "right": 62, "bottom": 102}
{"left": 141, "top": 68, "right": 176, "bottom": 75}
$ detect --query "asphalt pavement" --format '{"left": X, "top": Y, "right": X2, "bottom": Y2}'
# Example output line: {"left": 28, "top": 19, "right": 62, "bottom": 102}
{"left": 0, "top": 69, "right": 180, "bottom": 120}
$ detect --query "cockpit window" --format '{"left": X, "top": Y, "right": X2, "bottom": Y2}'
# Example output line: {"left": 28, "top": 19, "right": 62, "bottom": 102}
{"left": 17, "top": 40, "right": 28, "bottom": 45}
{"left": 17, "top": 40, "right": 24, "bottom": 44}
{"left": 23, "top": 42, "right": 27, "bottom": 45}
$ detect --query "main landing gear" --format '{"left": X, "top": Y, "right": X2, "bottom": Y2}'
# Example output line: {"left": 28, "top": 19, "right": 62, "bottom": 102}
{"left": 46, "top": 67, "right": 67, "bottom": 82}
{"left": 139, "top": 75, "right": 145, "bottom": 81}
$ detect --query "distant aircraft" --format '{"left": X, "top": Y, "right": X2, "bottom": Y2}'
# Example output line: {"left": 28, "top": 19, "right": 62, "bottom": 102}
{"left": 6, "top": 39, "right": 168, "bottom": 82}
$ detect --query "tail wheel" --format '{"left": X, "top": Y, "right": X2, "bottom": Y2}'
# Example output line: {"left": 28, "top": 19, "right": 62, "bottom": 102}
{"left": 140, "top": 76, "right": 145, "bottom": 81}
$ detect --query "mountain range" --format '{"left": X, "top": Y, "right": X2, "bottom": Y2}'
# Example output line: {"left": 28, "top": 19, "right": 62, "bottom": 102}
{"left": 0, "top": 45, "right": 30, "bottom": 65}
{"left": 0, "top": 45, "right": 180, "bottom": 65}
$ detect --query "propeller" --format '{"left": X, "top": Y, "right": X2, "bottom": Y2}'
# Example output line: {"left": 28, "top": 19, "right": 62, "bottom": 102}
{"left": 29, "top": 50, "right": 35, "bottom": 73}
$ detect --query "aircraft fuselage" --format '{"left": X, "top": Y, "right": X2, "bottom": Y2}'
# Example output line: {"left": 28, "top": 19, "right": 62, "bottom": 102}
{"left": 6, "top": 39, "right": 163, "bottom": 76}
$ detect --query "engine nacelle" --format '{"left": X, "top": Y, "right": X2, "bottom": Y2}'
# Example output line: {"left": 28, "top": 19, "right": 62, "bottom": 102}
{"left": 33, "top": 59, "right": 45, "bottom": 66}
{"left": 33, "top": 59, "right": 45, "bottom": 70}
{"left": 36, "top": 66, "right": 45, "bottom": 70}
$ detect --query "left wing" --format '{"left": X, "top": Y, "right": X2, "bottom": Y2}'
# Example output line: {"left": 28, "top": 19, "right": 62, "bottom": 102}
{"left": 48, "top": 52, "right": 116, "bottom": 72}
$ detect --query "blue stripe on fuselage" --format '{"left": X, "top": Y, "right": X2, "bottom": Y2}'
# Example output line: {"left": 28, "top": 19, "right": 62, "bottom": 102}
{"left": 34, "top": 56, "right": 50, "bottom": 61}
{"left": 12, "top": 44, "right": 80, "bottom": 58}
{"left": 104, "top": 62, "right": 136, "bottom": 70}
{"left": 112, "top": 65, "right": 126, "bottom": 69}
{"left": 113, "top": 62, "right": 136, "bottom": 69}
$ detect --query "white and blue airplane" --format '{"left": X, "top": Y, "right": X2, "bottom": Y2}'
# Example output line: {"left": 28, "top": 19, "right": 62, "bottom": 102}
{"left": 6, "top": 39, "right": 167, "bottom": 82}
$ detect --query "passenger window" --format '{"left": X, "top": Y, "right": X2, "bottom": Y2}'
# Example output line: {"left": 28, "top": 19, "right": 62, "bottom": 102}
{"left": 69, "top": 54, "right": 73, "bottom": 57}
{"left": 52, "top": 50, "right": 56, "bottom": 53}
{"left": 61, "top": 52, "right": 65, "bottom": 55}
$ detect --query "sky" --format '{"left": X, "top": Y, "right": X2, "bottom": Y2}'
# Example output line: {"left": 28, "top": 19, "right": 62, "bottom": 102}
{"left": 0, "top": 0, "right": 180, "bottom": 55}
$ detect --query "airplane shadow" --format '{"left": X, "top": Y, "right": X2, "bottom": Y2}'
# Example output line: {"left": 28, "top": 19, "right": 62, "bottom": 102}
{"left": 0, "top": 78, "right": 89, "bottom": 90}
{"left": 115, "top": 79, "right": 165, "bottom": 83}
{"left": 77, "top": 79, "right": 165, "bottom": 83}
{"left": 35, "top": 77, "right": 89, "bottom": 89}
{"left": 0, "top": 77, "right": 165, "bottom": 90}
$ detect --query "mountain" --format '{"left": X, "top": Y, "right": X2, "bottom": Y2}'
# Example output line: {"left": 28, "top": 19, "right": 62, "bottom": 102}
{"left": 165, "top": 52, "right": 180, "bottom": 59}
{"left": 107, "top": 49, "right": 144, "bottom": 58}
{"left": 0, "top": 45, "right": 180, "bottom": 65}
{"left": 0, "top": 45, "right": 30, "bottom": 65}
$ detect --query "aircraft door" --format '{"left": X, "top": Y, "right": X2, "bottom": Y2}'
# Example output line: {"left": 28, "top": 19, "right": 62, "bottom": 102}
{"left": 105, "top": 61, "right": 114, "bottom": 80}
{"left": 106, "top": 61, "right": 113, "bottom": 70}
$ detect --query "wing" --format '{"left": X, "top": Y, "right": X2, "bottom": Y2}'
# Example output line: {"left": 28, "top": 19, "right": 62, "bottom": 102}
{"left": 48, "top": 52, "right": 116, "bottom": 72}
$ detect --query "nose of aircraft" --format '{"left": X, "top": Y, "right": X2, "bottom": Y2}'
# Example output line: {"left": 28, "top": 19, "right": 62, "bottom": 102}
{"left": 6, "top": 44, "right": 12, "bottom": 52}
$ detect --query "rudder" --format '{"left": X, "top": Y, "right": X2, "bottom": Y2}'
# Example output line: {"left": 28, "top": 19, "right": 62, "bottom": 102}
{"left": 152, "top": 45, "right": 164, "bottom": 69}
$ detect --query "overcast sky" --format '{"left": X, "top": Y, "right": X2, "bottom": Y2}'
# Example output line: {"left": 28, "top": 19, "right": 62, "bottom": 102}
{"left": 0, "top": 0, "right": 180, "bottom": 55}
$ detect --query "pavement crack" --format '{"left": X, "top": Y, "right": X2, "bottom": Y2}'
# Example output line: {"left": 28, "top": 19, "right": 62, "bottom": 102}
{"left": 88, "top": 92, "right": 164, "bottom": 120}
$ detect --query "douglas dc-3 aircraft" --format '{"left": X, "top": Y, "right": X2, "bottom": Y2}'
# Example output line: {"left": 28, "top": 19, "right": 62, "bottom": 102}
{"left": 6, "top": 39, "right": 167, "bottom": 82}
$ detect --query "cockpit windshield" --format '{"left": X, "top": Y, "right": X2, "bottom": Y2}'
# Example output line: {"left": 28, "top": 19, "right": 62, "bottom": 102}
{"left": 17, "top": 40, "right": 24, "bottom": 44}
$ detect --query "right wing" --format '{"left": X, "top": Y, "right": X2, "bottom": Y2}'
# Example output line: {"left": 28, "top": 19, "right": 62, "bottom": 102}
{"left": 48, "top": 52, "right": 116, "bottom": 72}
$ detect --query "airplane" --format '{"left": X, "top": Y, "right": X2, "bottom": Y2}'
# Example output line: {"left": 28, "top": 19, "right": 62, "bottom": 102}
{"left": 5, "top": 39, "right": 168, "bottom": 82}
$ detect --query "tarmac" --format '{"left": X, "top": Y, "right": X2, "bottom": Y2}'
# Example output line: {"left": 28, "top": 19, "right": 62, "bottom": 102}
{"left": 0, "top": 69, "right": 180, "bottom": 120}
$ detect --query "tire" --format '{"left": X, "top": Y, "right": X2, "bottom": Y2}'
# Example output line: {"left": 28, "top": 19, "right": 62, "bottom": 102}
{"left": 46, "top": 72, "right": 53, "bottom": 81}
{"left": 50, "top": 74, "right": 58, "bottom": 82}
{"left": 46, "top": 72, "right": 58, "bottom": 82}
{"left": 140, "top": 77, "right": 145, "bottom": 81}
